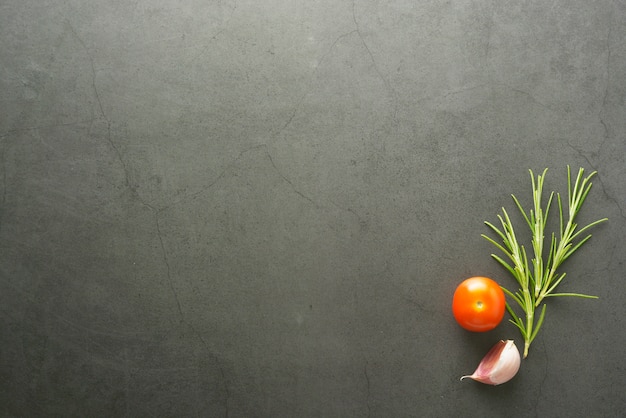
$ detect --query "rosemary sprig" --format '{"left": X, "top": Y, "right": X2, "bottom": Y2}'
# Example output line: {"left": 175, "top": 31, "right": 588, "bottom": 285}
{"left": 482, "top": 167, "right": 607, "bottom": 358}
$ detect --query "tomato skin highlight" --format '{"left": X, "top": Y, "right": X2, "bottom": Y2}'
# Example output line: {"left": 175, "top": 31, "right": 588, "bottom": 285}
{"left": 452, "top": 277, "right": 506, "bottom": 332}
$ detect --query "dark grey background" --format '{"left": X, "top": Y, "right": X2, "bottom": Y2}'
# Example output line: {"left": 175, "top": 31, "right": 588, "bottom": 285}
{"left": 1, "top": 0, "right": 625, "bottom": 417}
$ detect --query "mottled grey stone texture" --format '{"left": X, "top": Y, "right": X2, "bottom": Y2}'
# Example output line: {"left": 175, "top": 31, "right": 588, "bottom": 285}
{"left": 1, "top": 0, "right": 625, "bottom": 416}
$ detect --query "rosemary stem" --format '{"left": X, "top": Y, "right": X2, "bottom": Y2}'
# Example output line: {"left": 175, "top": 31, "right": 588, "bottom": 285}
{"left": 523, "top": 288, "right": 534, "bottom": 358}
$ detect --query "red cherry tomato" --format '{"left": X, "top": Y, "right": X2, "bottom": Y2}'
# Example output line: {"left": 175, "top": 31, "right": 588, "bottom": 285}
{"left": 452, "top": 276, "right": 505, "bottom": 332}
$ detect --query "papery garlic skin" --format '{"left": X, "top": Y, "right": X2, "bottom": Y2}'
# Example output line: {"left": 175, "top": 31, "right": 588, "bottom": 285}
{"left": 460, "top": 340, "right": 521, "bottom": 385}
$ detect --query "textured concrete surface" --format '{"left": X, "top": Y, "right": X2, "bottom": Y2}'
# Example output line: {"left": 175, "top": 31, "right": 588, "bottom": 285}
{"left": 1, "top": 0, "right": 625, "bottom": 416}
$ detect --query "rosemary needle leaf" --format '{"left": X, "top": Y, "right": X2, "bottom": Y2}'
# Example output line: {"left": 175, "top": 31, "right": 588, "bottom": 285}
{"left": 490, "top": 254, "right": 517, "bottom": 278}
{"left": 571, "top": 218, "right": 609, "bottom": 240}
{"left": 483, "top": 223, "right": 509, "bottom": 247}
{"left": 512, "top": 194, "right": 532, "bottom": 229}
{"left": 557, "top": 193, "right": 565, "bottom": 238}
{"left": 506, "top": 304, "right": 527, "bottom": 336}
{"left": 544, "top": 191, "right": 554, "bottom": 223}
{"left": 509, "top": 318, "right": 527, "bottom": 337}
{"left": 529, "top": 304, "right": 547, "bottom": 343}
{"left": 501, "top": 286, "right": 525, "bottom": 308}
{"left": 545, "top": 293, "right": 599, "bottom": 299}
{"left": 544, "top": 272, "right": 567, "bottom": 296}
{"left": 562, "top": 235, "right": 593, "bottom": 261}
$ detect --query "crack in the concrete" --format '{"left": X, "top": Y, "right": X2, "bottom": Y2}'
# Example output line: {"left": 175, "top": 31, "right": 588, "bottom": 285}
{"left": 508, "top": 87, "right": 551, "bottom": 111}
{"left": 152, "top": 211, "right": 184, "bottom": 320}
{"left": 599, "top": 118, "right": 610, "bottom": 145}
{"left": 65, "top": 21, "right": 105, "bottom": 118}
{"left": 262, "top": 146, "right": 369, "bottom": 232}
{"left": 68, "top": 17, "right": 191, "bottom": 346}
{"left": 565, "top": 139, "right": 597, "bottom": 169}
{"left": 263, "top": 145, "right": 317, "bottom": 207}
{"left": 187, "top": 2, "right": 238, "bottom": 64}
{"left": 351, "top": 1, "right": 398, "bottom": 120}
{"left": 418, "top": 82, "right": 556, "bottom": 114}
{"left": 441, "top": 83, "right": 492, "bottom": 101}
{"left": 277, "top": 2, "right": 402, "bottom": 135}
{"left": 184, "top": 314, "right": 231, "bottom": 417}
{"left": 154, "top": 143, "right": 365, "bottom": 248}
{"left": 149, "top": 202, "right": 231, "bottom": 415}
{"left": 559, "top": 21, "right": 622, "bottom": 221}
{"left": 97, "top": 119, "right": 137, "bottom": 199}
{"left": 410, "top": 82, "right": 492, "bottom": 106}
{"left": 65, "top": 19, "right": 137, "bottom": 201}
{"left": 329, "top": 200, "right": 367, "bottom": 231}
{"left": 66, "top": 22, "right": 230, "bottom": 401}
{"left": 278, "top": 29, "right": 357, "bottom": 135}
{"left": 161, "top": 144, "right": 269, "bottom": 211}
{"left": 115, "top": 194, "right": 186, "bottom": 324}
{"left": 565, "top": 140, "right": 626, "bottom": 220}
{"left": 594, "top": 173, "right": 626, "bottom": 220}
{"left": 161, "top": 144, "right": 321, "bottom": 213}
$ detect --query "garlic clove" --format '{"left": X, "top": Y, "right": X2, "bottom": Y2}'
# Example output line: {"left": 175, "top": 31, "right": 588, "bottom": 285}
{"left": 460, "top": 340, "right": 521, "bottom": 385}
